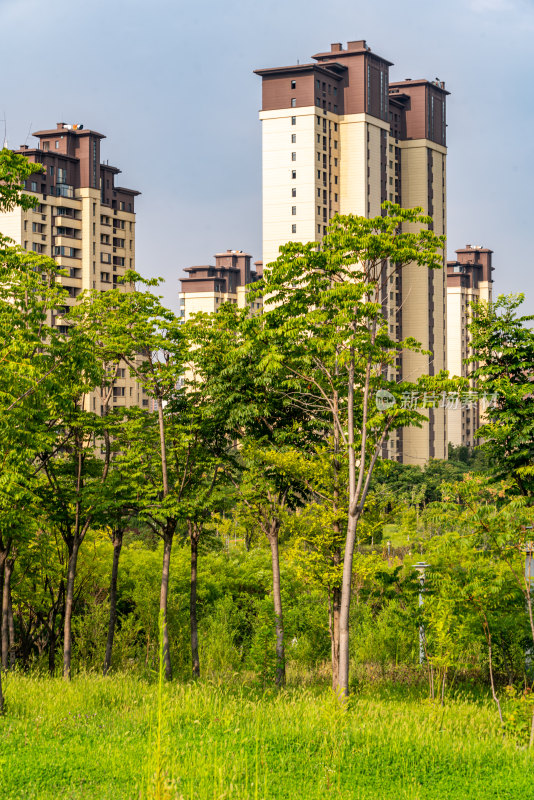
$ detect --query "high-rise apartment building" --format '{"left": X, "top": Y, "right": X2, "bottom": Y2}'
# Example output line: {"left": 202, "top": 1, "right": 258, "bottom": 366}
{"left": 179, "top": 250, "right": 262, "bottom": 322}
{"left": 0, "top": 122, "right": 147, "bottom": 412}
{"left": 254, "top": 40, "right": 449, "bottom": 463}
{"left": 446, "top": 245, "right": 494, "bottom": 448}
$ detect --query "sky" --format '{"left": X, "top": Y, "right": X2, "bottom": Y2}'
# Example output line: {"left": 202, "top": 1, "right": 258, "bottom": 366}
{"left": 1, "top": 0, "right": 533, "bottom": 314}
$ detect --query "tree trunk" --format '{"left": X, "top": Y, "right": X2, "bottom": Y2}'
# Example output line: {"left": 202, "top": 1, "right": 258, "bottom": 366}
{"left": 7, "top": 586, "right": 15, "bottom": 668}
{"left": 159, "top": 533, "right": 173, "bottom": 681}
{"left": 48, "top": 580, "right": 64, "bottom": 676}
{"left": 338, "top": 351, "right": 358, "bottom": 698}
{"left": 1, "top": 558, "right": 14, "bottom": 671}
{"left": 48, "top": 631, "right": 57, "bottom": 675}
{"left": 268, "top": 521, "right": 285, "bottom": 687}
{"left": 63, "top": 539, "right": 81, "bottom": 680}
{"left": 103, "top": 529, "right": 123, "bottom": 676}
{"left": 330, "top": 585, "right": 341, "bottom": 691}
{"left": 331, "top": 379, "right": 342, "bottom": 692}
{"left": 189, "top": 522, "right": 200, "bottom": 678}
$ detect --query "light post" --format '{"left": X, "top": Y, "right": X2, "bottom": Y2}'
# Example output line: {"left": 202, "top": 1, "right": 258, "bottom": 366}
{"left": 414, "top": 562, "right": 430, "bottom": 665}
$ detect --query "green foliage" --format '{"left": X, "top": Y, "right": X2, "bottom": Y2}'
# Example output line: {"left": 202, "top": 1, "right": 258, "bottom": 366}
{"left": 468, "top": 294, "right": 534, "bottom": 495}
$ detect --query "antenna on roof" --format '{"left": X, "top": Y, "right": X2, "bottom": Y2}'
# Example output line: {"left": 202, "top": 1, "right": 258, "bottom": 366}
{"left": 23, "top": 121, "right": 33, "bottom": 148}
{"left": 2, "top": 113, "right": 7, "bottom": 149}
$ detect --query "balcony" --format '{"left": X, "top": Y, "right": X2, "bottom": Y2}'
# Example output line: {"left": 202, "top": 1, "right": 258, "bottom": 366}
{"left": 55, "top": 184, "right": 75, "bottom": 199}
{"left": 54, "top": 229, "right": 81, "bottom": 241}
{"left": 54, "top": 214, "right": 81, "bottom": 229}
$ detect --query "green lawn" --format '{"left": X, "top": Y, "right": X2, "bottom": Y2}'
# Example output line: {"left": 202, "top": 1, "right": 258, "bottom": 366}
{"left": 0, "top": 674, "right": 531, "bottom": 799}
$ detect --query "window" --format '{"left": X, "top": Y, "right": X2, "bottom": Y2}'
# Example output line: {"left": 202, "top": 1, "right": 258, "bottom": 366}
{"left": 317, "top": 134, "right": 320, "bottom": 143}
{"left": 43, "top": 141, "right": 49, "bottom": 151}
{"left": 317, "top": 224, "right": 321, "bottom": 233}
{"left": 334, "top": 193, "right": 338, "bottom": 202}
{"left": 334, "top": 105, "right": 337, "bottom": 113}
{"left": 291, "top": 116, "right": 296, "bottom": 125}
{"left": 334, "top": 140, "right": 338, "bottom": 149}
{"left": 57, "top": 167, "right": 66, "bottom": 184}
{"left": 55, "top": 141, "right": 59, "bottom": 149}
{"left": 334, "top": 87, "right": 337, "bottom": 97}
{"left": 334, "top": 158, "right": 338, "bottom": 167}
{"left": 334, "top": 176, "right": 338, "bottom": 184}
{"left": 292, "top": 188, "right": 296, "bottom": 197}
{"left": 317, "top": 152, "right": 321, "bottom": 161}
{"left": 317, "top": 188, "right": 320, "bottom": 197}
{"left": 291, "top": 152, "right": 296, "bottom": 161}
{"left": 317, "top": 206, "right": 321, "bottom": 215}
{"left": 317, "top": 116, "right": 320, "bottom": 124}
{"left": 291, "top": 170, "right": 296, "bottom": 179}
{"left": 291, "top": 80, "right": 296, "bottom": 89}
{"left": 316, "top": 79, "right": 320, "bottom": 89}
{"left": 291, "top": 134, "right": 296, "bottom": 143}
{"left": 30, "top": 181, "right": 37, "bottom": 192}
{"left": 291, "top": 206, "right": 296, "bottom": 215}
{"left": 334, "top": 123, "right": 338, "bottom": 132}
{"left": 317, "top": 170, "right": 321, "bottom": 179}
{"left": 291, "top": 98, "right": 296, "bottom": 107}
{"left": 49, "top": 165, "right": 54, "bottom": 178}
{"left": 291, "top": 224, "right": 296, "bottom": 233}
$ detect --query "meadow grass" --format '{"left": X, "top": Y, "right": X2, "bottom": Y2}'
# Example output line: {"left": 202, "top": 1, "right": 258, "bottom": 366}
{"left": 0, "top": 672, "right": 532, "bottom": 799}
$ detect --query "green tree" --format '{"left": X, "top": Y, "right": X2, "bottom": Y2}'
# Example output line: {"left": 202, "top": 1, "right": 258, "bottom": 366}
{"left": 468, "top": 294, "right": 534, "bottom": 496}
{"left": 186, "top": 303, "right": 318, "bottom": 687}
{"left": 254, "top": 204, "right": 448, "bottom": 697}
{"left": 0, "top": 148, "right": 73, "bottom": 705}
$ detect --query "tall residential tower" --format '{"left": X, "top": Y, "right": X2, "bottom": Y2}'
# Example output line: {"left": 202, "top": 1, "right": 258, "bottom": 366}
{"left": 446, "top": 245, "right": 494, "bottom": 448}
{"left": 0, "top": 122, "right": 147, "bottom": 412}
{"left": 255, "top": 40, "right": 449, "bottom": 463}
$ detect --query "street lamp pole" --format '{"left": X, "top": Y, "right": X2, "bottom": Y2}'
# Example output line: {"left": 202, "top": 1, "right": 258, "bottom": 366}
{"left": 414, "top": 562, "right": 430, "bottom": 666}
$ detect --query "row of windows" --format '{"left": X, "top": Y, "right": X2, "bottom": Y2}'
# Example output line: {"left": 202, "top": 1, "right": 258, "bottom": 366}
{"left": 289, "top": 79, "right": 338, "bottom": 97}
{"left": 289, "top": 224, "right": 329, "bottom": 236}
{"left": 315, "top": 79, "right": 338, "bottom": 96}
{"left": 316, "top": 98, "right": 338, "bottom": 113}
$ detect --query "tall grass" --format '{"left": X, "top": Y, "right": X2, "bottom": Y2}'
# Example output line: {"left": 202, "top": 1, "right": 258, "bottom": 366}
{"left": 0, "top": 673, "right": 533, "bottom": 799}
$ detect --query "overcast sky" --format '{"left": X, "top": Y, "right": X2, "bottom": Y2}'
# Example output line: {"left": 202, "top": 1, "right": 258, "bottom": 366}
{"left": 2, "top": 0, "right": 533, "bottom": 313}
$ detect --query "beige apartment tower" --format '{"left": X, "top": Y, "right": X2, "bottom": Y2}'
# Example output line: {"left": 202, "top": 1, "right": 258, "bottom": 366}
{"left": 255, "top": 40, "right": 449, "bottom": 463}
{"left": 179, "top": 250, "right": 263, "bottom": 322}
{"left": 446, "top": 245, "right": 494, "bottom": 448}
{"left": 0, "top": 122, "right": 147, "bottom": 412}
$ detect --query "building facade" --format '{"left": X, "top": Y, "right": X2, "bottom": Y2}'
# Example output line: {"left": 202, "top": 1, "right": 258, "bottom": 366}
{"left": 0, "top": 122, "right": 147, "bottom": 412}
{"left": 254, "top": 40, "right": 449, "bottom": 463}
{"left": 179, "top": 250, "right": 262, "bottom": 322}
{"left": 446, "top": 245, "right": 494, "bottom": 448}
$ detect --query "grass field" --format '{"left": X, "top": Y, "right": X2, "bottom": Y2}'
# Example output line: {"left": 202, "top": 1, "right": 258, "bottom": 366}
{"left": 0, "top": 674, "right": 532, "bottom": 799}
